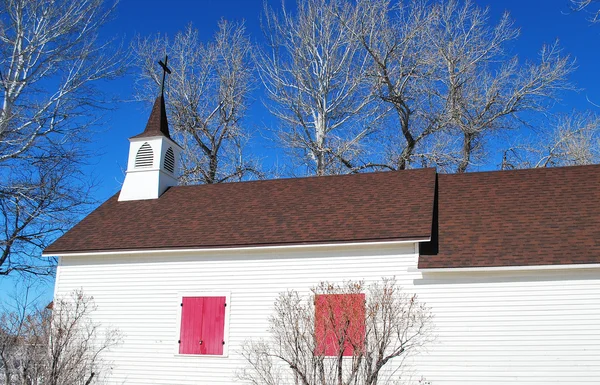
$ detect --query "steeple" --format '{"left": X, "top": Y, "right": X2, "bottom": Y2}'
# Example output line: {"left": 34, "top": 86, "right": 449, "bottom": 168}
{"left": 118, "top": 96, "right": 181, "bottom": 201}
{"left": 119, "top": 57, "right": 181, "bottom": 202}
{"left": 130, "top": 94, "right": 171, "bottom": 140}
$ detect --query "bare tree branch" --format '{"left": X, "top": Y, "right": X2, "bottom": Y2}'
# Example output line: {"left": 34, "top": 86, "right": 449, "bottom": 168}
{"left": 570, "top": 0, "right": 600, "bottom": 22}
{"left": 501, "top": 112, "right": 600, "bottom": 170}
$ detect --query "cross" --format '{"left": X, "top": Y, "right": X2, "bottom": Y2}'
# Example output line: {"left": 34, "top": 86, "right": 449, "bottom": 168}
{"left": 158, "top": 55, "right": 172, "bottom": 96}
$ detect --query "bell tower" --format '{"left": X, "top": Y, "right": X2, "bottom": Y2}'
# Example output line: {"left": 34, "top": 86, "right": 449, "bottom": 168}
{"left": 119, "top": 56, "right": 181, "bottom": 201}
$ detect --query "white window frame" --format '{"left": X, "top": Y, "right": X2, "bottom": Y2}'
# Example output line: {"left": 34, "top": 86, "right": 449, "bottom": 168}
{"left": 174, "top": 291, "right": 231, "bottom": 358}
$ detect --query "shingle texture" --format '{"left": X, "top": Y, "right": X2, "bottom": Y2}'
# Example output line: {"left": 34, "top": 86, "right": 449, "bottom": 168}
{"left": 130, "top": 95, "right": 171, "bottom": 140}
{"left": 44, "top": 169, "right": 436, "bottom": 254}
{"left": 419, "top": 165, "right": 600, "bottom": 268}
{"left": 45, "top": 164, "right": 600, "bottom": 268}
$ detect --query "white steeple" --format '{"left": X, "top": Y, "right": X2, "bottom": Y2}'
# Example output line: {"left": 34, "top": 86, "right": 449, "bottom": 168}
{"left": 119, "top": 95, "right": 182, "bottom": 201}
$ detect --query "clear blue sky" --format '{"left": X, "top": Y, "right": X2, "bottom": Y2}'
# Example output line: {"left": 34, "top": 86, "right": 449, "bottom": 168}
{"left": 1, "top": 0, "right": 599, "bottom": 303}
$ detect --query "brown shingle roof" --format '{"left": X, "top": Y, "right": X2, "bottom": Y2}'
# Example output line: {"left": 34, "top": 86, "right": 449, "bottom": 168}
{"left": 419, "top": 164, "right": 600, "bottom": 268}
{"left": 44, "top": 169, "right": 436, "bottom": 254}
{"left": 45, "top": 165, "right": 600, "bottom": 268}
{"left": 130, "top": 95, "right": 171, "bottom": 140}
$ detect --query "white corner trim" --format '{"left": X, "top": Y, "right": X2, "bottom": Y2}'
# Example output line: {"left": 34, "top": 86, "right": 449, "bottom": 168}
{"left": 52, "top": 256, "right": 62, "bottom": 301}
{"left": 42, "top": 238, "right": 429, "bottom": 258}
{"left": 410, "top": 263, "right": 600, "bottom": 273}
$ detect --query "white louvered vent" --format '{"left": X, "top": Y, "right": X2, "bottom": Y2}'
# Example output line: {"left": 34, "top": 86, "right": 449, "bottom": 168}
{"left": 164, "top": 147, "right": 175, "bottom": 173}
{"left": 135, "top": 143, "right": 154, "bottom": 168}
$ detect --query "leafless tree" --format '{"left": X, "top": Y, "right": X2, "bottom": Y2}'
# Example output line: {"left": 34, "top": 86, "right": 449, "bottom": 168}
{"left": 0, "top": 0, "right": 125, "bottom": 276}
{"left": 134, "top": 21, "right": 261, "bottom": 184}
{"left": 429, "top": 1, "right": 574, "bottom": 173}
{"left": 350, "top": 0, "right": 574, "bottom": 173}
{"left": 238, "top": 278, "right": 434, "bottom": 385}
{"left": 0, "top": 289, "right": 120, "bottom": 385}
{"left": 350, "top": 0, "right": 437, "bottom": 171}
{"left": 501, "top": 112, "right": 600, "bottom": 169}
{"left": 259, "top": 0, "right": 382, "bottom": 176}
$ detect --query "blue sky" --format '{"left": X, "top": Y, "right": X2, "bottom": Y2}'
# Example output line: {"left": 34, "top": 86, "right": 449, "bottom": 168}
{"left": 1, "top": 0, "right": 599, "bottom": 303}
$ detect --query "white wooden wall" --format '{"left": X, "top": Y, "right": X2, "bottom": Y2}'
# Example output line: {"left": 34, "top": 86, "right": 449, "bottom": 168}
{"left": 54, "top": 243, "right": 600, "bottom": 385}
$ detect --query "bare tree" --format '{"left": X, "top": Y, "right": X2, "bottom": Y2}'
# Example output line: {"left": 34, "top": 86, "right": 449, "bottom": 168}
{"left": 350, "top": 0, "right": 437, "bottom": 171}
{"left": 0, "top": 289, "right": 120, "bottom": 385}
{"left": 350, "top": 0, "right": 574, "bottom": 173}
{"left": 238, "top": 278, "right": 434, "bottom": 385}
{"left": 501, "top": 112, "right": 600, "bottom": 169}
{"left": 134, "top": 21, "right": 261, "bottom": 185}
{"left": 0, "top": 0, "right": 125, "bottom": 276}
{"left": 428, "top": 1, "right": 574, "bottom": 173}
{"left": 259, "top": 0, "right": 381, "bottom": 176}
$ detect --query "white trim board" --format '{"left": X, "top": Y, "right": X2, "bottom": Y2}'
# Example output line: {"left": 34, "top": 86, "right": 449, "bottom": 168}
{"left": 412, "top": 263, "right": 600, "bottom": 273}
{"left": 42, "top": 238, "right": 427, "bottom": 258}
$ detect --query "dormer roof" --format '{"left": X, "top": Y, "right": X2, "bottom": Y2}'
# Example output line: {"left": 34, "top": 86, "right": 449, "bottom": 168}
{"left": 130, "top": 94, "right": 171, "bottom": 140}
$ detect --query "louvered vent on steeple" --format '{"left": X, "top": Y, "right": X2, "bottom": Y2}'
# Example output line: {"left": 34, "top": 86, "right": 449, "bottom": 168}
{"left": 164, "top": 147, "right": 175, "bottom": 173}
{"left": 135, "top": 142, "right": 154, "bottom": 168}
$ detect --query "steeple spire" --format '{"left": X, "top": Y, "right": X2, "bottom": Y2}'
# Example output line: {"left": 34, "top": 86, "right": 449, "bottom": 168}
{"left": 130, "top": 55, "right": 172, "bottom": 140}
{"left": 130, "top": 94, "right": 171, "bottom": 139}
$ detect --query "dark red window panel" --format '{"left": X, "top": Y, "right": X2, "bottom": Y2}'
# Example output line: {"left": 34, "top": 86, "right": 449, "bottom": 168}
{"left": 315, "top": 293, "right": 365, "bottom": 356}
{"left": 179, "top": 297, "right": 204, "bottom": 354}
{"left": 200, "top": 296, "right": 226, "bottom": 355}
{"left": 179, "top": 296, "right": 226, "bottom": 355}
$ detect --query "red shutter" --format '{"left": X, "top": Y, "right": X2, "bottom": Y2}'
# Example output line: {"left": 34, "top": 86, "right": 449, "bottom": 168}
{"left": 315, "top": 293, "right": 365, "bottom": 356}
{"left": 179, "top": 297, "right": 204, "bottom": 354}
{"left": 315, "top": 294, "right": 332, "bottom": 355}
{"left": 200, "top": 296, "right": 226, "bottom": 355}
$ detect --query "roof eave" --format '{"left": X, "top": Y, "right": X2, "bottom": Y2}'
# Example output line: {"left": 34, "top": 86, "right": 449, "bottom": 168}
{"left": 42, "top": 237, "right": 430, "bottom": 258}
{"left": 411, "top": 263, "right": 600, "bottom": 273}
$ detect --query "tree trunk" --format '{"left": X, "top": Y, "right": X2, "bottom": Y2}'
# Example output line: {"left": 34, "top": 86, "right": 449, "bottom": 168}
{"left": 457, "top": 132, "right": 474, "bottom": 173}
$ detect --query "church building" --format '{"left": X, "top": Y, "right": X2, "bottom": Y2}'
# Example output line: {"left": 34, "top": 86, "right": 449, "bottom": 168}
{"left": 44, "top": 90, "right": 600, "bottom": 384}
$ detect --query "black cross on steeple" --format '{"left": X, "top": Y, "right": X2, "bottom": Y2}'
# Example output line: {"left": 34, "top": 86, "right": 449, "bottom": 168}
{"left": 158, "top": 55, "right": 171, "bottom": 96}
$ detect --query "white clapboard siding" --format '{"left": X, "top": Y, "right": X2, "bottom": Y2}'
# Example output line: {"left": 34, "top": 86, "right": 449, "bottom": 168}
{"left": 414, "top": 269, "right": 600, "bottom": 385}
{"left": 54, "top": 243, "right": 600, "bottom": 385}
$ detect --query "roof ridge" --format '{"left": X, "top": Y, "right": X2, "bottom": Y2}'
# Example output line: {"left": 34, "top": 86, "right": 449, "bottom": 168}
{"left": 439, "top": 163, "right": 600, "bottom": 177}
{"left": 165, "top": 168, "right": 436, "bottom": 190}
